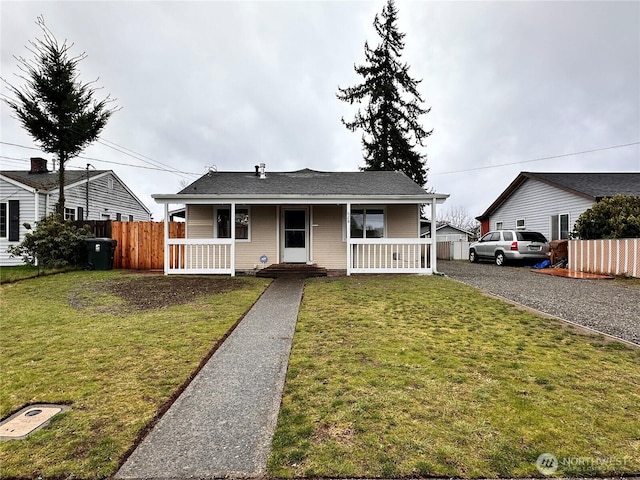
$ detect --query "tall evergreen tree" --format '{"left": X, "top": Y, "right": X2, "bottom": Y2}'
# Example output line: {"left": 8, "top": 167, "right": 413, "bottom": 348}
{"left": 337, "top": 0, "right": 431, "bottom": 186}
{"left": 3, "top": 16, "right": 117, "bottom": 215}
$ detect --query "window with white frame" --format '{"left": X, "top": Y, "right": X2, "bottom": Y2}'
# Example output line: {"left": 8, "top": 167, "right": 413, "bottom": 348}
{"left": 217, "top": 207, "right": 250, "bottom": 240}
{"left": 516, "top": 218, "right": 525, "bottom": 229}
{"left": 0, "top": 203, "right": 7, "bottom": 238}
{"left": 64, "top": 207, "right": 76, "bottom": 221}
{"left": 495, "top": 221, "right": 503, "bottom": 230}
{"left": 350, "top": 208, "right": 385, "bottom": 238}
{"left": 550, "top": 214, "right": 569, "bottom": 240}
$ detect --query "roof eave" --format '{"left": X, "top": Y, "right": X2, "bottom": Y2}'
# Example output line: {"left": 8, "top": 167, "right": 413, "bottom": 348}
{"left": 152, "top": 193, "right": 449, "bottom": 205}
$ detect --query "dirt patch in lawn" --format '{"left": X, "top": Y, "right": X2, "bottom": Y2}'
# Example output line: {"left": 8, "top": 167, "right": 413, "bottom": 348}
{"left": 107, "top": 275, "right": 249, "bottom": 310}
{"left": 69, "top": 274, "right": 252, "bottom": 313}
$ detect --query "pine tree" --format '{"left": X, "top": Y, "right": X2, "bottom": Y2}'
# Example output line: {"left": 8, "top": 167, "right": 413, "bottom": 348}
{"left": 337, "top": 0, "right": 431, "bottom": 186}
{"left": 3, "top": 16, "right": 117, "bottom": 215}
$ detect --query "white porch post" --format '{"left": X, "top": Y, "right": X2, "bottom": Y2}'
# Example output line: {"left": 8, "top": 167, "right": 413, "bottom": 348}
{"left": 230, "top": 203, "right": 236, "bottom": 277}
{"left": 346, "top": 202, "right": 351, "bottom": 276}
{"left": 430, "top": 200, "right": 438, "bottom": 272}
{"left": 163, "top": 204, "right": 169, "bottom": 275}
{"left": 309, "top": 205, "right": 314, "bottom": 264}
{"left": 276, "top": 206, "right": 280, "bottom": 264}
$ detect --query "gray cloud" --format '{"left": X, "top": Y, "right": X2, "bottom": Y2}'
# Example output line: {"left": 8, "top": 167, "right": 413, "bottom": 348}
{"left": 2, "top": 1, "right": 638, "bottom": 220}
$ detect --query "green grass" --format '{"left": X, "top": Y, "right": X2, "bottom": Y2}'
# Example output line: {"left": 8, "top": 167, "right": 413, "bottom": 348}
{"left": 0, "top": 264, "right": 71, "bottom": 284}
{"left": 268, "top": 275, "right": 640, "bottom": 478}
{"left": 0, "top": 271, "right": 269, "bottom": 478}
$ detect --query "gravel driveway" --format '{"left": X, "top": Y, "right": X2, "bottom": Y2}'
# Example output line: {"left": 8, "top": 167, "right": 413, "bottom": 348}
{"left": 437, "top": 260, "right": 640, "bottom": 345}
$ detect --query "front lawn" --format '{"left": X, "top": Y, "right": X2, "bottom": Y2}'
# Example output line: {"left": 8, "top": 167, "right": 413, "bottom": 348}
{"left": 269, "top": 275, "right": 640, "bottom": 478}
{"left": 0, "top": 264, "right": 70, "bottom": 284}
{"left": 0, "top": 271, "right": 270, "bottom": 478}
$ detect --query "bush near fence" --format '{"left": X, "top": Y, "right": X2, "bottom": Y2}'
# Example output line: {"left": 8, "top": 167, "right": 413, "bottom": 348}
{"left": 569, "top": 238, "right": 639, "bottom": 278}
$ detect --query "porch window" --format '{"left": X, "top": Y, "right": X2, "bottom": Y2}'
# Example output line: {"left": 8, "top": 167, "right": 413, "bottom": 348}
{"left": 217, "top": 207, "right": 250, "bottom": 240}
{"left": 350, "top": 208, "right": 384, "bottom": 238}
{"left": 550, "top": 214, "right": 569, "bottom": 240}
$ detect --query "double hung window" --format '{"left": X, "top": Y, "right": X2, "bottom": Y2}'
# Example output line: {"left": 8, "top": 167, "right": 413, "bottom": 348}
{"left": 350, "top": 208, "right": 385, "bottom": 238}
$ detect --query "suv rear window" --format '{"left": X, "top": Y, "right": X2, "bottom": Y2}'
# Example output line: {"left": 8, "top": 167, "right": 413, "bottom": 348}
{"left": 516, "top": 232, "right": 547, "bottom": 242}
{"left": 503, "top": 231, "right": 513, "bottom": 241}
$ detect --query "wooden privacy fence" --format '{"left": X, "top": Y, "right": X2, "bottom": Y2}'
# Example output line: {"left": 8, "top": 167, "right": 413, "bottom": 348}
{"left": 437, "top": 241, "right": 471, "bottom": 260}
{"left": 569, "top": 238, "right": 639, "bottom": 278}
{"left": 73, "top": 220, "right": 112, "bottom": 238}
{"left": 112, "top": 221, "right": 185, "bottom": 270}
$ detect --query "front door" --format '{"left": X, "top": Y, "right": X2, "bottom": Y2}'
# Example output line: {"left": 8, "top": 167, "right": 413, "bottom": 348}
{"left": 283, "top": 209, "right": 307, "bottom": 263}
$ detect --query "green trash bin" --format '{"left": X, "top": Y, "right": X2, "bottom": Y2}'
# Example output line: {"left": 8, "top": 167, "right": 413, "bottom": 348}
{"left": 85, "top": 238, "right": 118, "bottom": 270}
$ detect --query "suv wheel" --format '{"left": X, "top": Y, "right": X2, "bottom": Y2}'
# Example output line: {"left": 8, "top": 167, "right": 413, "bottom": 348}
{"left": 495, "top": 251, "right": 506, "bottom": 266}
{"left": 469, "top": 249, "right": 478, "bottom": 263}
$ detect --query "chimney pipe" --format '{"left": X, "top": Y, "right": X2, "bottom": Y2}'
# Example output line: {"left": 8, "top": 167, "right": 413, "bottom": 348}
{"left": 29, "top": 157, "right": 48, "bottom": 174}
{"left": 259, "top": 163, "right": 266, "bottom": 179}
{"left": 255, "top": 165, "right": 260, "bottom": 176}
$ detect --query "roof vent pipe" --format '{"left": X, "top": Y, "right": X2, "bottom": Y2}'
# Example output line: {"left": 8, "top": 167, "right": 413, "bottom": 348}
{"left": 259, "top": 163, "right": 266, "bottom": 179}
{"left": 254, "top": 165, "right": 260, "bottom": 176}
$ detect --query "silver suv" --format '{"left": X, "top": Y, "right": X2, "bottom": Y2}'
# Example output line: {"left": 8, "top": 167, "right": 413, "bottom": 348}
{"left": 469, "top": 230, "right": 550, "bottom": 266}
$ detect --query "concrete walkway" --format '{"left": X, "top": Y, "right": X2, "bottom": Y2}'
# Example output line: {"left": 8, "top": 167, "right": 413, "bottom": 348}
{"left": 116, "top": 277, "right": 304, "bottom": 479}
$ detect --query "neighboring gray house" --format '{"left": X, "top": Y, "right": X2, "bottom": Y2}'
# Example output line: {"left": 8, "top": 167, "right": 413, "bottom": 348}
{"left": 1, "top": 157, "right": 151, "bottom": 265}
{"left": 420, "top": 220, "right": 474, "bottom": 241}
{"left": 476, "top": 172, "right": 640, "bottom": 240}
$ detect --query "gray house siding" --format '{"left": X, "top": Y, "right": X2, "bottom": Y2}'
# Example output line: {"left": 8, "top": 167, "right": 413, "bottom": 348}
{"left": 0, "top": 178, "right": 38, "bottom": 265}
{"left": 489, "top": 178, "right": 594, "bottom": 240}
{"left": 62, "top": 173, "right": 151, "bottom": 221}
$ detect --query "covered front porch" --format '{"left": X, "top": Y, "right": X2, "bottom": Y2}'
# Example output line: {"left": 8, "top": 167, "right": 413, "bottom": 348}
{"left": 158, "top": 196, "right": 446, "bottom": 276}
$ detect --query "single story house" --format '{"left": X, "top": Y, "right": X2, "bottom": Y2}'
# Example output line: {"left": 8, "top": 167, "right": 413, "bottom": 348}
{"left": 153, "top": 165, "right": 448, "bottom": 275}
{"left": 420, "top": 220, "right": 475, "bottom": 242}
{"left": 476, "top": 171, "right": 640, "bottom": 240}
{"left": 1, "top": 157, "right": 152, "bottom": 265}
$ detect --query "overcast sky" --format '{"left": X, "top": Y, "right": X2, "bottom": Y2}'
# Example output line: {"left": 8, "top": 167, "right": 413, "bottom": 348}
{"left": 1, "top": 0, "right": 639, "bottom": 221}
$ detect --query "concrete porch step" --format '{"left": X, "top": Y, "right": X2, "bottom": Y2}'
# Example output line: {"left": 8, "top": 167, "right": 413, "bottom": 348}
{"left": 256, "top": 263, "right": 328, "bottom": 279}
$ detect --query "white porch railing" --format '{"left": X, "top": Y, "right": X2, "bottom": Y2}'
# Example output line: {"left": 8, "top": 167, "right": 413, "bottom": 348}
{"left": 165, "top": 238, "right": 234, "bottom": 275}
{"left": 348, "top": 238, "right": 433, "bottom": 274}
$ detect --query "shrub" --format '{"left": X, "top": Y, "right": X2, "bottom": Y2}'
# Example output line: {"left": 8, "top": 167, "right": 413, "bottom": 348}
{"left": 572, "top": 195, "right": 640, "bottom": 239}
{"left": 8, "top": 213, "right": 92, "bottom": 267}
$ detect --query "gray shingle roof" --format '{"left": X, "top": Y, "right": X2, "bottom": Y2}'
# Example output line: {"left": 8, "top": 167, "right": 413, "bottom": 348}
{"left": 1, "top": 169, "right": 109, "bottom": 190}
{"left": 178, "top": 168, "right": 428, "bottom": 196}
{"left": 527, "top": 172, "right": 640, "bottom": 198}
{"left": 477, "top": 171, "right": 640, "bottom": 220}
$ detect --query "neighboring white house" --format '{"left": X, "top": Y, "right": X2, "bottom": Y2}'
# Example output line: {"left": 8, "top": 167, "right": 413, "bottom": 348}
{"left": 476, "top": 172, "right": 640, "bottom": 240}
{"left": 420, "top": 220, "right": 475, "bottom": 242}
{"left": 1, "top": 157, "right": 152, "bottom": 265}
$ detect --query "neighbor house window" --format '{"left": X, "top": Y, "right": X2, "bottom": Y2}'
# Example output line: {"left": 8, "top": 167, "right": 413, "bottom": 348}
{"left": 350, "top": 208, "right": 385, "bottom": 238}
{"left": 217, "top": 207, "right": 250, "bottom": 240}
{"left": 0, "top": 203, "right": 7, "bottom": 238}
{"left": 129, "top": 215, "right": 134, "bottom": 222}
{"left": 64, "top": 208, "right": 76, "bottom": 221}
{"left": 516, "top": 219, "right": 525, "bottom": 229}
{"left": 107, "top": 177, "right": 114, "bottom": 191}
{"left": 495, "top": 221, "right": 503, "bottom": 230}
{"left": 551, "top": 214, "right": 569, "bottom": 240}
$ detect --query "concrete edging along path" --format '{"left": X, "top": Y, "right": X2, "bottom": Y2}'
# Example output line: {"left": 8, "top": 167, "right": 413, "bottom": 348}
{"left": 116, "top": 277, "right": 304, "bottom": 480}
